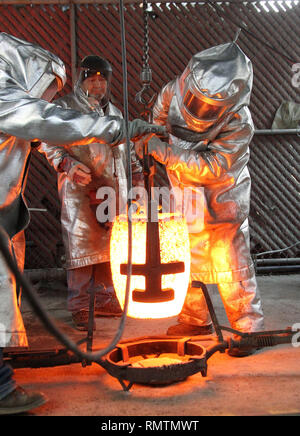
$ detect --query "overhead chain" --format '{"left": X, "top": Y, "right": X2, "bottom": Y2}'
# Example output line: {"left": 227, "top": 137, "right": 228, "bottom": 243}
{"left": 142, "top": 0, "right": 150, "bottom": 72}
{"left": 135, "top": 0, "right": 156, "bottom": 121}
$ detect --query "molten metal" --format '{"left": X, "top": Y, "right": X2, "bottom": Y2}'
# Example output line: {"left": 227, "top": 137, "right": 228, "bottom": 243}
{"left": 110, "top": 212, "right": 190, "bottom": 319}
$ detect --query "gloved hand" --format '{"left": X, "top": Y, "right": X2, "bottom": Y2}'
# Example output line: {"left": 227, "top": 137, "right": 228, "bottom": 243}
{"left": 68, "top": 163, "right": 92, "bottom": 186}
{"left": 128, "top": 119, "right": 167, "bottom": 141}
{"left": 134, "top": 133, "right": 155, "bottom": 159}
{"left": 134, "top": 134, "right": 169, "bottom": 164}
{"left": 59, "top": 156, "right": 92, "bottom": 187}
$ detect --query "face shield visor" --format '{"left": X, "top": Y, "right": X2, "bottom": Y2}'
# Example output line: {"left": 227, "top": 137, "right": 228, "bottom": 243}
{"left": 41, "top": 76, "right": 63, "bottom": 102}
{"left": 183, "top": 90, "right": 227, "bottom": 122}
{"left": 181, "top": 67, "right": 234, "bottom": 123}
{"left": 178, "top": 63, "right": 245, "bottom": 131}
{"left": 28, "top": 59, "right": 66, "bottom": 99}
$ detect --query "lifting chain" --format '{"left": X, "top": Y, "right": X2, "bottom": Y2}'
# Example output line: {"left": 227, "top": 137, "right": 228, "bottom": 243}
{"left": 142, "top": 0, "right": 150, "bottom": 76}
{"left": 135, "top": 0, "right": 156, "bottom": 121}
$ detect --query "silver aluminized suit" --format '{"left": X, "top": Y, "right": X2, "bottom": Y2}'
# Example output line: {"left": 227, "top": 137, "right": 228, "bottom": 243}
{"left": 150, "top": 43, "right": 264, "bottom": 332}
{"left": 0, "top": 32, "right": 140, "bottom": 348}
{"left": 39, "top": 84, "right": 138, "bottom": 271}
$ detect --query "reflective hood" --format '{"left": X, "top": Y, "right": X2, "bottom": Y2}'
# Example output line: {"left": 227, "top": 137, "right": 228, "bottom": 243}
{"left": 176, "top": 42, "right": 253, "bottom": 131}
{"left": 0, "top": 32, "right": 66, "bottom": 98}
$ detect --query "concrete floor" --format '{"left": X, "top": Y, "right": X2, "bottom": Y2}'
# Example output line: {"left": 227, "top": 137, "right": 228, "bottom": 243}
{"left": 5, "top": 273, "right": 300, "bottom": 416}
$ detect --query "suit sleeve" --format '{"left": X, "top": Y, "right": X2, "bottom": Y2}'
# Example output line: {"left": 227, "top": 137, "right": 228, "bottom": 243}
{"left": 153, "top": 80, "right": 176, "bottom": 126}
{"left": 148, "top": 107, "right": 254, "bottom": 182}
{"left": 0, "top": 86, "right": 125, "bottom": 146}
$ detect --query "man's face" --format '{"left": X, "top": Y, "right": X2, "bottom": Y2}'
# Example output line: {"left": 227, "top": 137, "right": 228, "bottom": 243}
{"left": 81, "top": 73, "right": 107, "bottom": 100}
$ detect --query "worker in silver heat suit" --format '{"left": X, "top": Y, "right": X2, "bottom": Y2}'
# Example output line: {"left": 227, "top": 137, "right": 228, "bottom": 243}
{"left": 137, "top": 42, "right": 264, "bottom": 356}
{"left": 39, "top": 55, "right": 143, "bottom": 331}
{"left": 0, "top": 32, "right": 164, "bottom": 415}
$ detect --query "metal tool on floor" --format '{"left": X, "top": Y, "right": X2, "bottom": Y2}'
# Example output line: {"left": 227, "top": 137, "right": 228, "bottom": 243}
{"left": 100, "top": 280, "right": 295, "bottom": 391}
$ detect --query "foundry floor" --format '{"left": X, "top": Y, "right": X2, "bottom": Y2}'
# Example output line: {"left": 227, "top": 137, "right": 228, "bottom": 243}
{"left": 5, "top": 273, "right": 300, "bottom": 416}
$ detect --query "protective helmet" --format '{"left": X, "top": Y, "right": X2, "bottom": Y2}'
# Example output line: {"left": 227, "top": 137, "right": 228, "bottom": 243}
{"left": 0, "top": 32, "right": 66, "bottom": 99}
{"left": 80, "top": 55, "right": 112, "bottom": 81}
{"left": 76, "top": 55, "right": 112, "bottom": 108}
{"left": 176, "top": 43, "right": 253, "bottom": 131}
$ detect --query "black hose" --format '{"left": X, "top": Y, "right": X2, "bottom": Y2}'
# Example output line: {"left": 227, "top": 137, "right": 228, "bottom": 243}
{"left": 0, "top": 226, "right": 128, "bottom": 365}
{"left": 118, "top": 0, "right": 133, "bottom": 329}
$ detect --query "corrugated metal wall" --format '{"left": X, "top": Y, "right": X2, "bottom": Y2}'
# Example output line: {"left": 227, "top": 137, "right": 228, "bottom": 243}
{"left": 0, "top": 1, "right": 299, "bottom": 268}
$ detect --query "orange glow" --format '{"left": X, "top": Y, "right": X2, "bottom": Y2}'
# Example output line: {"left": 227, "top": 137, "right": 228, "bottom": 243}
{"left": 110, "top": 213, "right": 190, "bottom": 319}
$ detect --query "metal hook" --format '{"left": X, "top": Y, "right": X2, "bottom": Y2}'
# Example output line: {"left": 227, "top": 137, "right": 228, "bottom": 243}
{"left": 135, "top": 65, "right": 153, "bottom": 104}
{"left": 135, "top": 85, "right": 157, "bottom": 122}
{"left": 135, "top": 83, "right": 151, "bottom": 105}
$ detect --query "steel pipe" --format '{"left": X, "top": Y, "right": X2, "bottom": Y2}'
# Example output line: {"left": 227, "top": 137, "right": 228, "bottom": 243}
{"left": 256, "top": 258, "right": 300, "bottom": 265}
{"left": 254, "top": 129, "right": 300, "bottom": 135}
{"left": 256, "top": 265, "right": 300, "bottom": 274}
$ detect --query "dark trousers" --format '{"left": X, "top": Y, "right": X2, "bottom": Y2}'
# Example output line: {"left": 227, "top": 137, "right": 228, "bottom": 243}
{"left": 67, "top": 262, "right": 114, "bottom": 312}
{"left": 0, "top": 348, "right": 16, "bottom": 400}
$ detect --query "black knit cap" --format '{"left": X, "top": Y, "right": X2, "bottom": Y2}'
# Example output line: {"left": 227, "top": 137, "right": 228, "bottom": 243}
{"left": 80, "top": 56, "right": 112, "bottom": 80}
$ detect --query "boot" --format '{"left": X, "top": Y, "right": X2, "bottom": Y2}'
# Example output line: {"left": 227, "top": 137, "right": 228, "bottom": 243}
{"left": 95, "top": 287, "right": 122, "bottom": 317}
{"left": 72, "top": 310, "right": 96, "bottom": 331}
{"left": 0, "top": 386, "right": 46, "bottom": 415}
{"left": 227, "top": 345, "right": 261, "bottom": 358}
